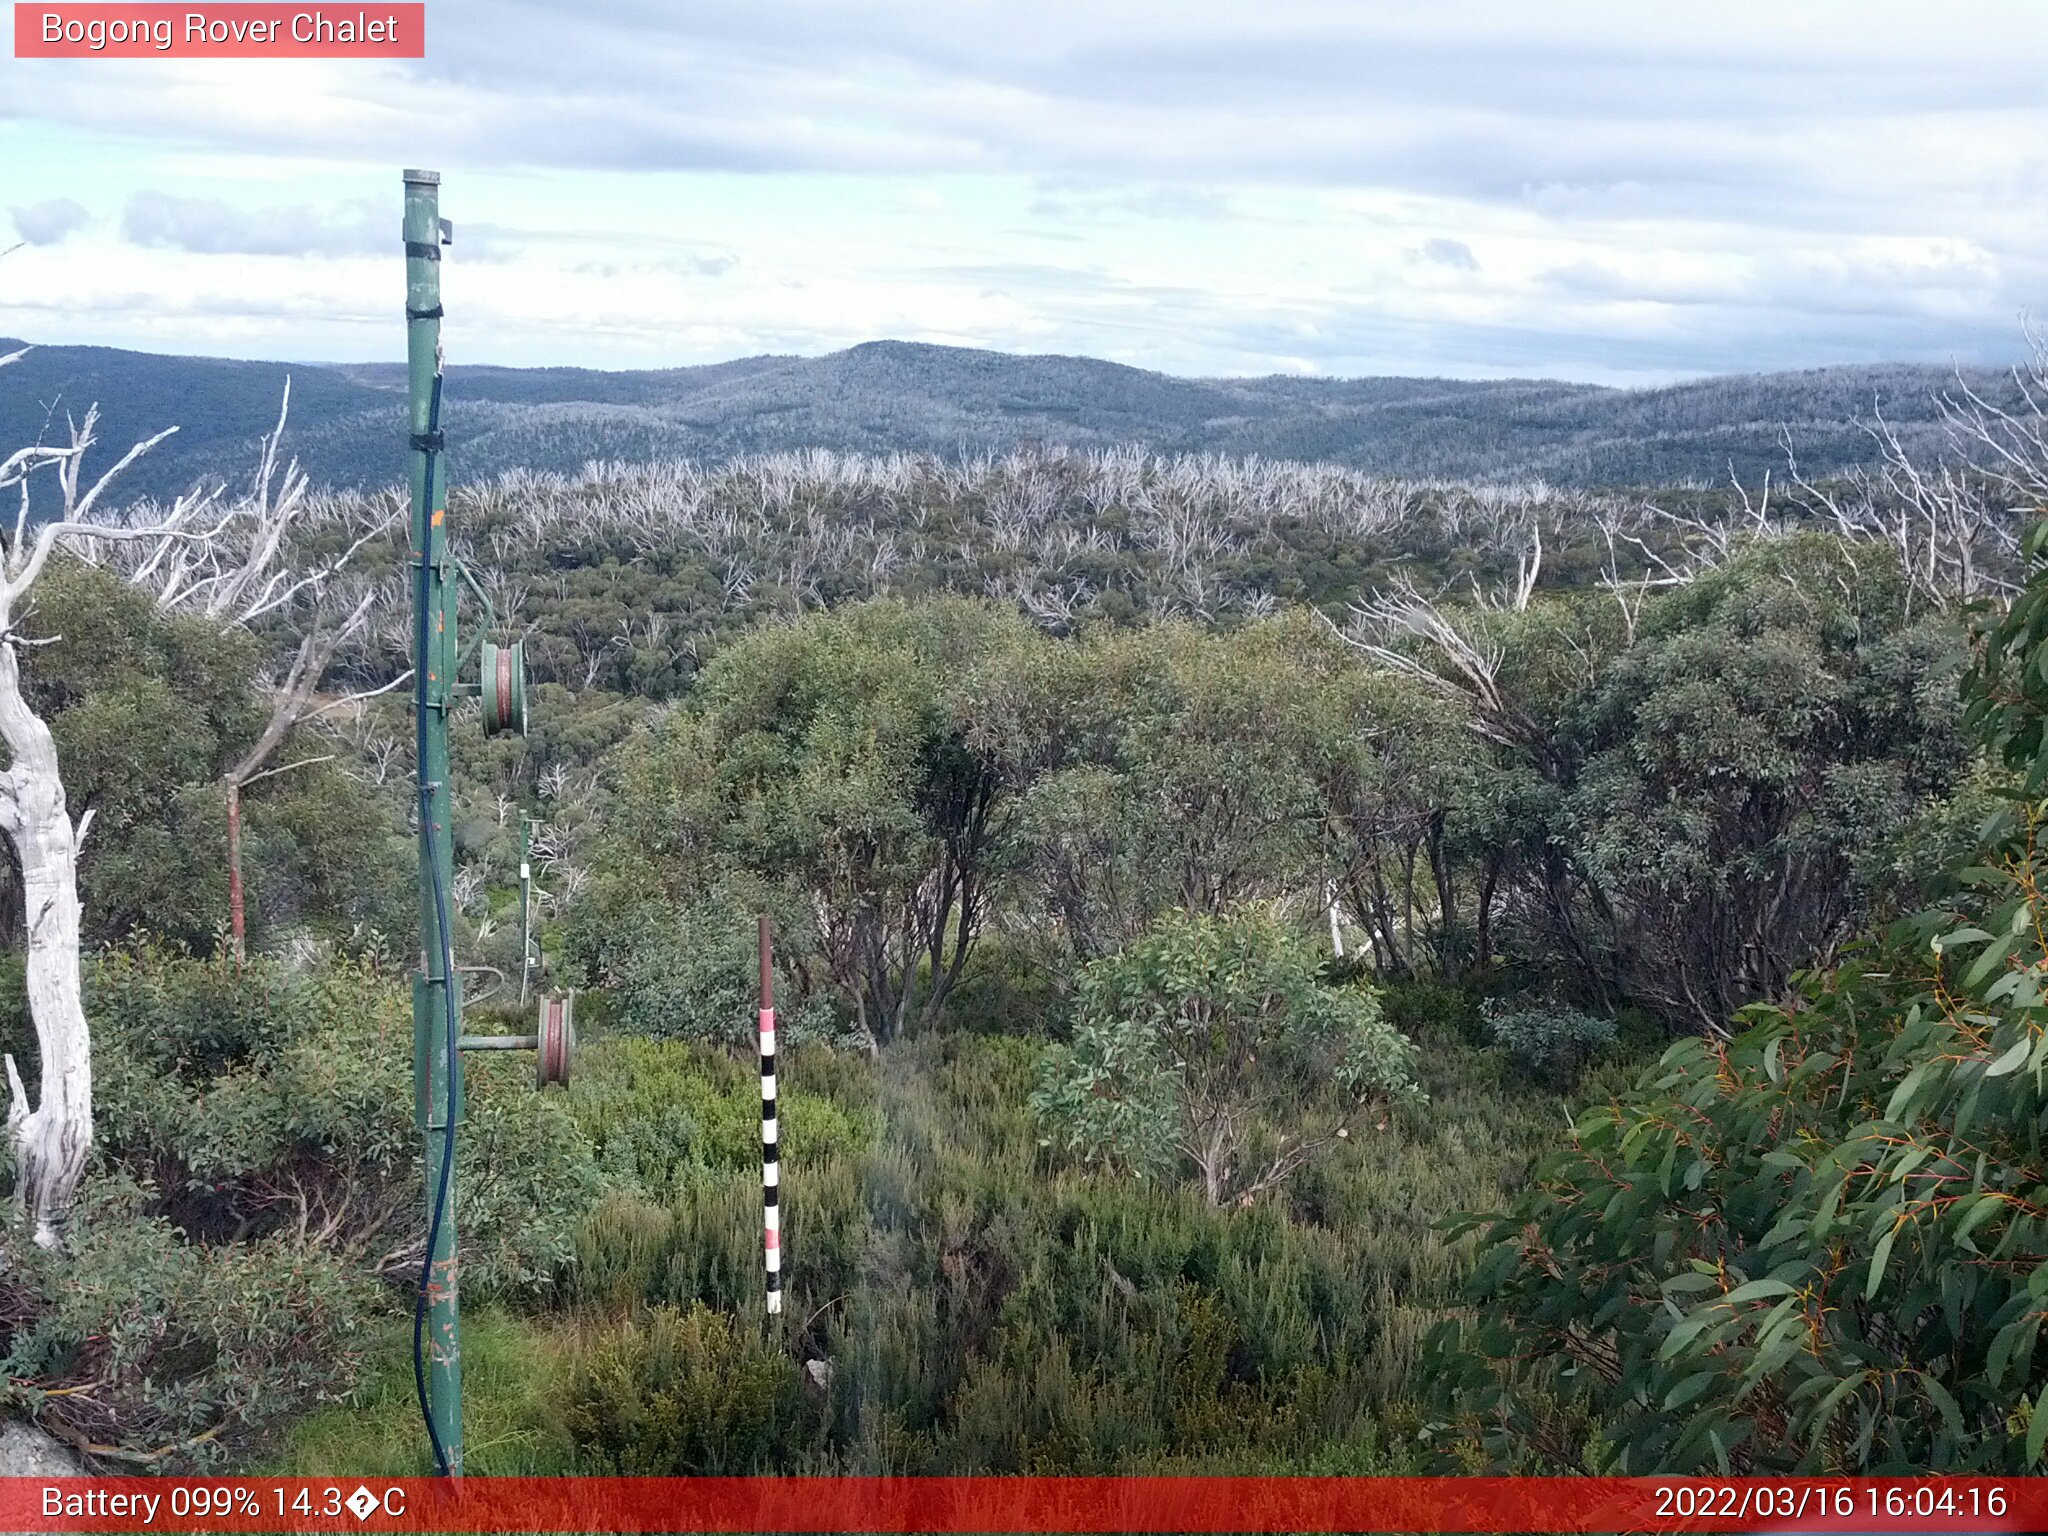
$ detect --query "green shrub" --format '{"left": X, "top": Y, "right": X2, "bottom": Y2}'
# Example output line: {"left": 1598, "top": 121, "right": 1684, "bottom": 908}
{"left": 252, "top": 1021, "right": 1568, "bottom": 1479}
{"left": 1423, "top": 516, "right": 2048, "bottom": 1473}
{"left": 563, "top": 1303, "right": 806, "bottom": 1473}
{"left": 939, "top": 933, "right": 1064, "bottom": 1039}
{"left": 1033, "top": 909, "right": 1418, "bottom": 1206}
{"left": 0, "top": 945, "right": 615, "bottom": 1465}
{"left": 1479, "top": 998, "right": 1617, "bottom": 1084}
{"left": 566, "top": 1036, "right": 877, "bottom": 1200}
{"left": 456, "top": 1050, "right": 607, "bottom": 1297}
{"left": 1376, "top": 979, "right": 1483, "bottom": 1047}
{"left": 86, "top": 945, "right": 600, "bottom": 1302}
{"left": 570, "top": 892, "right": 840, "bottom": 1047}
{"left": 89, "top": 946, "right": 416, "bottom": 1248}
{"left": 4, "top": 1173, "right": 377, "bottom": 1465}
{"left": 574, "top": 1192, "right": 677, "bottom": 1313}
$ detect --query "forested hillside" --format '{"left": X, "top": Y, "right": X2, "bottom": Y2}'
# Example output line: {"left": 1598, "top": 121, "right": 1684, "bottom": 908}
{"left": 0, "top": 342, "right": 2044, "bottom": 1476}
{"left": 0, "top": 335, "right": 2022, "bottom": 507}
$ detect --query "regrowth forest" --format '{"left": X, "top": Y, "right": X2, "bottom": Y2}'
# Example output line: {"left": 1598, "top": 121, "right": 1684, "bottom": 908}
{"left": 1, "top": 334, "right": 2047, "bottom": 1476}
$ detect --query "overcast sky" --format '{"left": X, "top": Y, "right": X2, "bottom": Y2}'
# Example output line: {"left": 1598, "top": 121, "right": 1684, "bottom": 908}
{"left": 3, "top": 0, "right": 2046, "bottom": 383}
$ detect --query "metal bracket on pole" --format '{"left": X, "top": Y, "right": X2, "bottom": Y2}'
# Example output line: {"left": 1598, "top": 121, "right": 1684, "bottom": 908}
{"left": 456, "top": 993, "right": 575, "bottom": 1089}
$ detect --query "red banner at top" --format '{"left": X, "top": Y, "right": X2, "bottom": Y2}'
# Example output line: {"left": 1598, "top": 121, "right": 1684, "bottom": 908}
{"left": 13, "top": 4, "right": 424, "bottom": 56}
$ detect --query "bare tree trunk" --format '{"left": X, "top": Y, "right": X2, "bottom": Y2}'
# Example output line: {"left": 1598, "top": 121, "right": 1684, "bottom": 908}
{"left": 225, "top": 779, "right": 245, "bottom": 962}
{"left": 1476, "top": 856, "right": 1500, "bottom": 971}
{"left": 0, "top": 352, "right": 329, "bottom": 1255}
{"left": 1358, "top": 865, "right": 1407, "bottom": 979}
{"left": 0, "top": 643, "right": 91, "bottom": 1249}
{"left": 1427, "top": 811, "right": 1458, "bottom": 982}
{"left": 211, "top": 607, "right": 405, "bottom": 959}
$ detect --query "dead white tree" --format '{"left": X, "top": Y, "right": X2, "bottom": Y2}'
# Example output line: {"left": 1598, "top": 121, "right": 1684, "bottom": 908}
{"left": 1588, "top": 499, "right": 1703, "bottom": 643}
{"left": 89, "top": 383, "right": 407, "bottom": 957}
{"left": 0, "top": 352, "right": 235, "bottom": 1246}
{"left": 1479, "top": 517, "right": 1542, "bottom": 613}
{"left": 1335, "top": 578, "right": 1543, "bottom": 752}
{"left": 320, "top": 709, "right": 403, "bottom": 787}
{"left": 1786, "top": 386, "right": 2028, "bottom": 614}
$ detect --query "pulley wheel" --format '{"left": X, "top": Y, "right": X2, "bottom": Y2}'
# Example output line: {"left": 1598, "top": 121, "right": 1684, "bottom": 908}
{"left": 480, "top": 639, "right": 528, "bottom": 737}
{"left": 536, "top": 992, "right": 575, "bottom": 1089}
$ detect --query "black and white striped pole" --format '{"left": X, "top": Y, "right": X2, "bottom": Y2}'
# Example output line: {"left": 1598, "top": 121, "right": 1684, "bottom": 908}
{"left": 759, "top": 914, "right": 782, "bottom": 1317}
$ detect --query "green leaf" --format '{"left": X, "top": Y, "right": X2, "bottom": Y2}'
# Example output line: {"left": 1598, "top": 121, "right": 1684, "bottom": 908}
{"left": 1663, "top": 1371, "right": 1719, "bottom": 1411}
{"left": 1866, "top": 1226, "right": 1898, "bottom": 1301}
{"left": 1660, "top": 1272, "right": 1723, "bottom": 1296}
{"left": 1919, "top": 1373, "right": 1965, "bottom": 1442}
{"left": 1720, "top": 1277, "right": 1796, "bottom": 1307}
{"left": 1804, "top": 1371, "right": 1869, "bottom": 1447}
{"left": 1990, "top": 1314, "right": 2041, "bottom": 1388}
{"left": 1964, "top": 933, "right": 2021, "bottom": 990}
{"left": 1987, "top": 1035, "right": 2035, "bottom": 1078}
{"left": 1658, "top": 1312, "right": 1718, "bottom": 1361}
{"left": 1956, "top": 1192, "right": 2005, "bottom": 1246}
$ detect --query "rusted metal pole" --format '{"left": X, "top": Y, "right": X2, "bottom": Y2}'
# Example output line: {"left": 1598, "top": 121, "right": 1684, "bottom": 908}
{"left": 759, "top": 914, "right": 781, "bottom": 1316}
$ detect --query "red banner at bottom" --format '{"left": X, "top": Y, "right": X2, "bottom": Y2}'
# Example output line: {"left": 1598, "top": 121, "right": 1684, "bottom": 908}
{"left": 9, "top": 1476, "right": 2047, "bottom": 1533}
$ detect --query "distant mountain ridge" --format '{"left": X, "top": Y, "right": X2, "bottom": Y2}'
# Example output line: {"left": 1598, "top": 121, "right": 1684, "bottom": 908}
{"left": 0, "top": 336, "right": 2011, "bottom": 505}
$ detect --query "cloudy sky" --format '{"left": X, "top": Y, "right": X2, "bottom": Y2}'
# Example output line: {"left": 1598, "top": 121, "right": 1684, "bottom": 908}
{"left": 3, "top": 1, "right": 2046, "bottom": 383}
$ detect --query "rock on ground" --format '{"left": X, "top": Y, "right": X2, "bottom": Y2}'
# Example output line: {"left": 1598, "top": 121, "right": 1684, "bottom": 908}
{"left": 0, "top": 1418, "right": 79, "bottom": 1475}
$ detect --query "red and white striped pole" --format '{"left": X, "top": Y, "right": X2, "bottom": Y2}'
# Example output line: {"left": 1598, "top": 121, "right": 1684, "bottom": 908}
{"left": 759, "top": 914, "right": 782, "bottom": 1316}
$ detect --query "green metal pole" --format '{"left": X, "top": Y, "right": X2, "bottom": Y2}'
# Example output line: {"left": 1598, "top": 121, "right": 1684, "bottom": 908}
{"left": 403, "top": 167, "right": 462, "bottom": 1477}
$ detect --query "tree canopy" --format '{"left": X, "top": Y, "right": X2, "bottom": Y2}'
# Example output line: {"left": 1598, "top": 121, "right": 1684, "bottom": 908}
{"left": 1421, "top": 517, "right": 2048, "bottom": 1474}
{"left": 1032, "top": 908, "right": 1418, "bottom": 1207}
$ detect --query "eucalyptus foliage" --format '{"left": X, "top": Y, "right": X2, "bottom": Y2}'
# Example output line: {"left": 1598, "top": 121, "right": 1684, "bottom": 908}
{"left": 610, "top": 598, "right": 1042, "bottom": 1048}
{"left": 1561, "top": 536, "right": 1967, "bottom": 1029}
{"left": 0, "top": 559, "right": 411, "bottom": 952}
{"left": 979, "top": 614, "right": 1433, "bottom": 959}
{"left": 1424, "top": 516, "right": 2048, "bottom": 1473}
{"left": 1032, "top": 909, "right": 1419, "bottom": 1206}
{"left": 1479, "top": 999, "right": 1617, "bottom": 1085}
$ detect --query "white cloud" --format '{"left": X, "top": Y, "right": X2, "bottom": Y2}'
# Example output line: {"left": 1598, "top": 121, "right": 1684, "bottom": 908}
{"left": 10, "top": 199, "right": 90, "bottom": 246}
{"left": 121, "top": 191, "right": 387, "bottom": 256}
{"left": 0, "top": 1, "right": 2043, "bottom": 379}
{"left": 1413, "top": 239, "right": 1480, "bottom": 272}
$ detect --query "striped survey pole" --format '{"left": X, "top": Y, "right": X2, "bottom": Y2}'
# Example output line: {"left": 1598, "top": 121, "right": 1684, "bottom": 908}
{"left": 759, "top": 914, "right": 782, "bottom": 1316}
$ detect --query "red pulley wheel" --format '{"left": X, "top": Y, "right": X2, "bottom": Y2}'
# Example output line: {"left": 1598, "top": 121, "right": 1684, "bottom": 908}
{"left": 494, "top": 646, "right": 513, "bottom": 727}
{"left": 479, "top": 639, "right": 528, "bottom": 737}
{"left": 536, "top": 992, "right": 575, "bottom": 1089}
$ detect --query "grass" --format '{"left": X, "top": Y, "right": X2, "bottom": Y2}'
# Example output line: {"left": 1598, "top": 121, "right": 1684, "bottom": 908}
{"left": 266, "top": 985, "right": 1639, "bottom": 1476}
{"left": 269, "top": 1308, "right": 583, "bottom": 1476}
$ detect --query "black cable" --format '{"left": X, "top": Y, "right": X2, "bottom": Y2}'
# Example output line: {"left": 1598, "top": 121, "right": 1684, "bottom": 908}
{"left": 412, "top": 370, "right": 459, "bottom": 1479}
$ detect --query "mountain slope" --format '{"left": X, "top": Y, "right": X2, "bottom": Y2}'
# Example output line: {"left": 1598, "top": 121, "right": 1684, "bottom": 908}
{"left": 0, "top": 336, "right": 2007, "bottom": 505}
